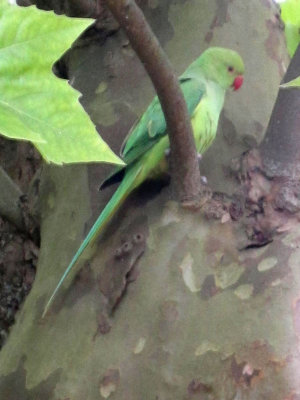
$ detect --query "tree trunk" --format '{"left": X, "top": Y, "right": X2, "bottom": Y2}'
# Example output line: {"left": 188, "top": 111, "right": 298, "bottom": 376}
{"left": 1, "top": 1, "right": 296, "bottom": 399}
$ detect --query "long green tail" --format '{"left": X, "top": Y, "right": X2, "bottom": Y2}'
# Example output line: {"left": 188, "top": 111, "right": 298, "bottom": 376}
{"left": 42, "top": 165, "right": 142, "bottom": 318}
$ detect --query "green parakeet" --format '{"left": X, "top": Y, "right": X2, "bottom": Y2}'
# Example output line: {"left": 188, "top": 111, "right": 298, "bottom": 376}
{"left": 43, "top": 47, "right": 245, "bottom": 317}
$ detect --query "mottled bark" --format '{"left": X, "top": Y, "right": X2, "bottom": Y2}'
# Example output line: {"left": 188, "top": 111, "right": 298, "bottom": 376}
{"left": 1, "top": 1, "right": 297, "bottom": 400}
{"left": 231, "top": 43, "right": 300, "bottom": 250}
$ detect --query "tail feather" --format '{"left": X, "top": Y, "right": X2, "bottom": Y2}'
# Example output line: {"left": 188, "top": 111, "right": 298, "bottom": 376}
{"left": 42, "top": 165, "right": 142, "bottom": 318}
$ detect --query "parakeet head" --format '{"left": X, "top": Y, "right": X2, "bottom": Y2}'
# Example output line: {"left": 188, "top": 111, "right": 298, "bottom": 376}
{"left": 188, "top": 47, "right": 245, "bottom": 91}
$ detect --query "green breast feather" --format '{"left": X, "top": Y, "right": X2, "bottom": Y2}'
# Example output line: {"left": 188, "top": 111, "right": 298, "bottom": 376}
{"left": 190, "top": 79, "right": 225, "bottom": 154}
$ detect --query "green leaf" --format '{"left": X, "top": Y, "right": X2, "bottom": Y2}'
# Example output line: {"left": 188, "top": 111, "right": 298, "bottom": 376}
{"left": 280, "top": 0, "right": 300, "bottom": 57}
{"left": 0, "top": 1, "right": 124, "bottom": 165}
{"left": 280, "top": 76, "right": 300, "bottom": 88}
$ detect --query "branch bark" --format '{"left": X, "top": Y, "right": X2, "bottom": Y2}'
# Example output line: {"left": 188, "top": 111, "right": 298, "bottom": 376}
{"left": 103, "top": 0, "right": 202, "bottom": 205}
{"left": 260, "top": 43, "right": 300, "bottom": 179}
{"left": 235, "top": 45, "right": 300, "bottom": 249}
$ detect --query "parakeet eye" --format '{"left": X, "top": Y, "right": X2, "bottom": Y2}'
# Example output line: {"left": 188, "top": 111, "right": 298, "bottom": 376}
{"left": 228, "top": 66, "right": 234, "bottom": 72}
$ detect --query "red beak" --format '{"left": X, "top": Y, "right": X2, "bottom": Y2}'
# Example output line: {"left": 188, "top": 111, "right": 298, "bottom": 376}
{"left": 233, "top": 75, "right": 243, "bottom": 91}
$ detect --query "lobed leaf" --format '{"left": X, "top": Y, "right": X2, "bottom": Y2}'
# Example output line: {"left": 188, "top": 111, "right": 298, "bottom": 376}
{"left": 280, "top": 0, "right": 300, "bottom": 57}
{"left": 0, "top": 0, "right": 124, "bottom": 165}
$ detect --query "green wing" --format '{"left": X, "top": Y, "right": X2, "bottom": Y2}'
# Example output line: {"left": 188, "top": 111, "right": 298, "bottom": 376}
{"left": 121, "top": 77, "right": 206, "bottom": 164}
{"left": 100, "top": 77, "right": 206, "bottom": 190}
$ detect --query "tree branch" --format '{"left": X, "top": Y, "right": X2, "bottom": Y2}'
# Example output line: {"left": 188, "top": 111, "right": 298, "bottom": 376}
{"left": 0, "top": 166, "right": 24, "bottom": 230}
{"left": 103, "top": 0, "right": 202, "bottom": 205}
{"left": 236, "top": 44, "right": 300, "bottom": 248}
{"left": 260, "top": 43, "right": 300, "bottom": 179}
